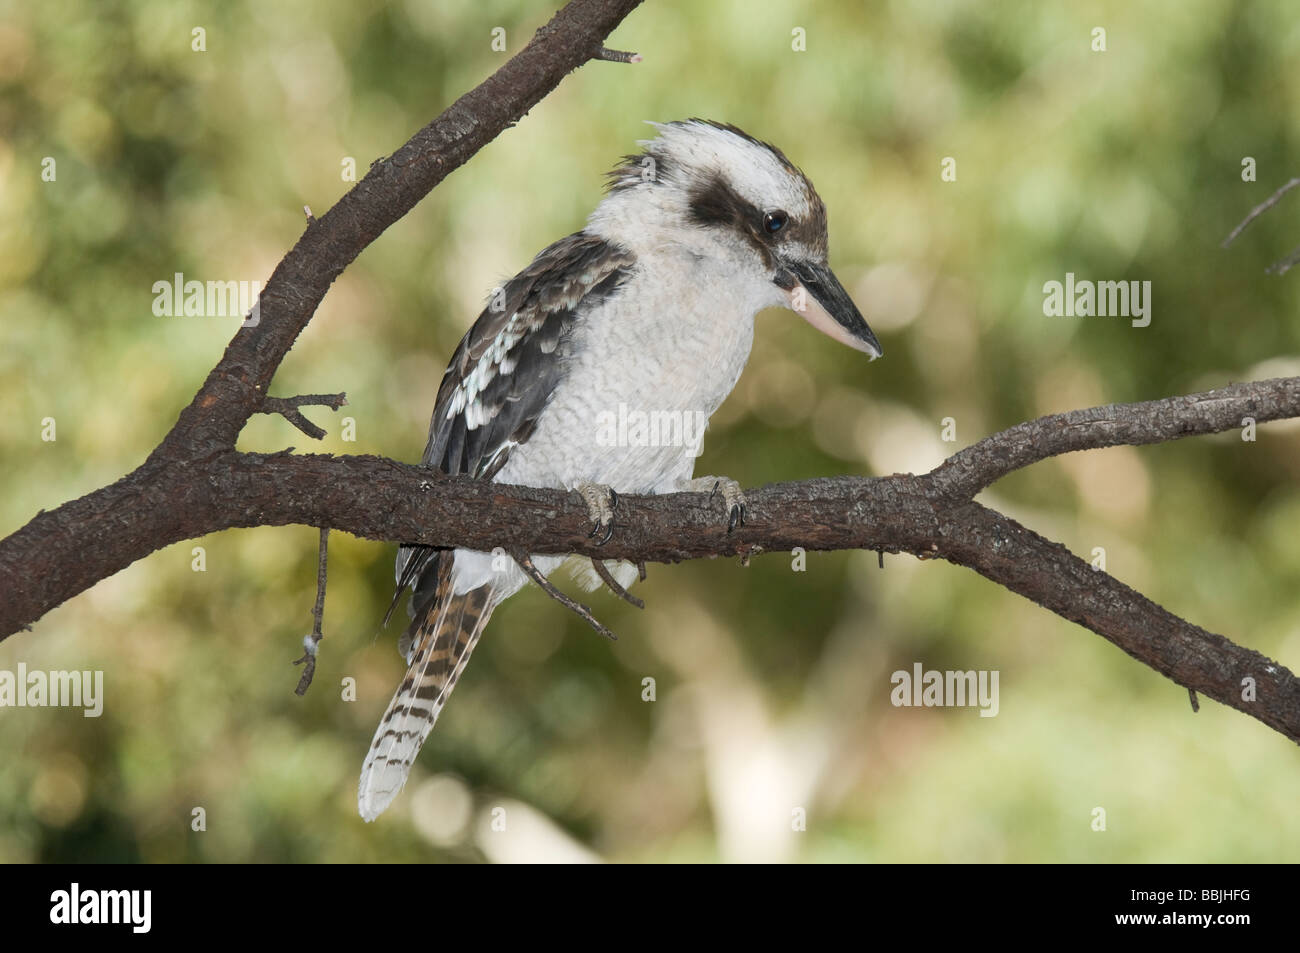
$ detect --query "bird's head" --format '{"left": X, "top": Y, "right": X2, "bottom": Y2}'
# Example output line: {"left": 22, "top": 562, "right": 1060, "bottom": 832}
{"left": 592, "top": 118, "right": 881, "bottom": 359}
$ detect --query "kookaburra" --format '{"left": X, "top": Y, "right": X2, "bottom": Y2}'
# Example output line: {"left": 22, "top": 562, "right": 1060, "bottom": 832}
{"left": 358, "top": 119, "right": 882, "bottom": 820}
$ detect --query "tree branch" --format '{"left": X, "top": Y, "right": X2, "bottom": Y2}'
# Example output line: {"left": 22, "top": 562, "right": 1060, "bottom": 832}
{"left": 930, "top": 377, "right": 1299, "bottom": 499}
{"left": 0, "top": 0, "right": 644, "bottom": 633}
{"left": 1222, "top": 176, "right": 1300, "bottom": 247}
{"left": 4, "top": 377, "right": 1298, "bottom": 744}
{"left": 147, "top": 0, "right": 645, "bottom": 466}
{"left": 2, "top": 0, "right": 1297, "bottom": 770}
{"left": 259, "top": 393, "right": 348, "bottom": 440}
{"left": 1267, "top": 244, "right": 1300, "bottom": 276}
{"left": 1223, "top": 175, "right": 1300, "bottom": 273}
{"left": 291, "top": 527, "right": 330, "bottom": 695}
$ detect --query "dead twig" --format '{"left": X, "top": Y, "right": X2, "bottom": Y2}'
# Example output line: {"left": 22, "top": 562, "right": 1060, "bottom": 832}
{"left": 260, "top": 393, "right": 348, "bottom": 441}
{"left": 293, "top": 527, "right": 330, "bottom": 694}
{"left": 1222, "top": 176, "right": 1300, "bottom": 248}
{"left": 594, "top": 46, "right": 642, "bottom": 63}
{"left": 1266, "top": 244, "right": 1300, "bottom": 275}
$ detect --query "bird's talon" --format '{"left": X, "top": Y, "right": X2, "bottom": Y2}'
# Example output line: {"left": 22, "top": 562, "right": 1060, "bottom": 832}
{"left": 727, "top": 501, "right": 748, "bottom": 534}
{"left": 689, "top": 475, "right": 748, "bottom": 534}
{"left": 578, "top": 482, "right": 618, "bottom": 545}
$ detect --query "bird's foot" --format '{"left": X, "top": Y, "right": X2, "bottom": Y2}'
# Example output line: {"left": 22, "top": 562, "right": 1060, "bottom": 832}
{"left": 685, "top": 475, "right": 748, "bottom": 534}
{"left": 577, "top": 482, "right": 618, "bottom": 545}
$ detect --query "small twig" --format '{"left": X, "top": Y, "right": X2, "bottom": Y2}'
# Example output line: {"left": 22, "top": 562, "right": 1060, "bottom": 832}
{"left": 293, "top": 527, "right": 329, "bottom": 695}
{"left": 513, "top": 551, "right": 616, "bottom": 640}
{"left": 303, "top": 205, "right": 315, "bottom": 223}
{"left": 1222, "top": 176, "right": 1300, "bottom": 248}
{"left": 311, "top": 528, "right": 328, "bottom": 631}
{"left": 1188, "top": 687, "right": 1200, "bottom": 713}
{"left": 591, "top": 558, "right": 644, "bottom": 609}
{"left": 637, "top": 561, "right": 647, "bottom": 582}
{"left": 1266, "top": 244, "right": 1300, "bottom": 275}
{"left": 259, "top": 393, "right": 348, "bottom": 440}
{"left": 594, "top": 46, "right": 641, "bottom": 63}
{"left": 878, "top": 550, "right": 885, "bottom": 569}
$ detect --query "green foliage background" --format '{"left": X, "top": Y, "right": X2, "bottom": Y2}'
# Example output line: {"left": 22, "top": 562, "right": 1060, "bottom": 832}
{"left": 2, "top": 0, "right": 1299, "bottom": 862}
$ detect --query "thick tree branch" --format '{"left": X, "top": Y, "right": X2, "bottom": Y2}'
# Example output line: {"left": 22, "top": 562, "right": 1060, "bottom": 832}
{"left": 3, "top": 378, "right": 1298, "bottom": 746}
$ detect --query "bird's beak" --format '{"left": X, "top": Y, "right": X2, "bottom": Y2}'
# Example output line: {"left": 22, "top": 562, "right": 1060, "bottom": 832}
{"left": 778, "top": 260, "right": 882, "bottom": 359}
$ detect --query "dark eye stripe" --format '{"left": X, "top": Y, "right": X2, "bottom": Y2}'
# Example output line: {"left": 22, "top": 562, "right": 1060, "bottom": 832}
{"left": 686, "top": 174, "right": 819, "bottom": 268}
{"left": 688, "top": 173, "right": 761, "bottom": 230}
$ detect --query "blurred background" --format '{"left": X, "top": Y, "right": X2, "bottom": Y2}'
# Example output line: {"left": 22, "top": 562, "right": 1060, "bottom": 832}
{"left": 3, "top": 0, "right": 1300, "bottom": 862}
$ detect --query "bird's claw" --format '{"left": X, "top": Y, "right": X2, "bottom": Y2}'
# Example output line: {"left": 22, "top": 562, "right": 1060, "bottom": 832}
{"left": 578, "top": 483, "right": 617, "bottom": 546}
{"left": 706, "top": 477, "right": 748, "bottom": 535}
{"left": 727, "top": 500, "right": 747, "bottom": 533}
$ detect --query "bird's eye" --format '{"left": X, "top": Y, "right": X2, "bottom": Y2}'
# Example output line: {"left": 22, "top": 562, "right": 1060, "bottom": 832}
{"left": 763, "top": 210, "right": 788, "bottom": 234}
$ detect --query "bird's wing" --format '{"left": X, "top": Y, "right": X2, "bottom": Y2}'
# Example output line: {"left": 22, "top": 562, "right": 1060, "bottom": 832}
{"left": 426, "top": 230, "right": 637, "bottom": 480}
{"left": 361, "top": 233, "right": 635, "bottom": 820}
{"left": 389, "top": 231, "right": 636, "bottom": 622}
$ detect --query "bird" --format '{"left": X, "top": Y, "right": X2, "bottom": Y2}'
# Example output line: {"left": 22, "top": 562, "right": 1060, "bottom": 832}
{"left": 357, "top": 119, "right": 882, "bottom": 821}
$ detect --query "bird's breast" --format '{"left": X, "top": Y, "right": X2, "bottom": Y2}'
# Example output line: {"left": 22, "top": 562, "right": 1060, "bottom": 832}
{"left": 494, "top": 257, "right": 760, "bottom": 494}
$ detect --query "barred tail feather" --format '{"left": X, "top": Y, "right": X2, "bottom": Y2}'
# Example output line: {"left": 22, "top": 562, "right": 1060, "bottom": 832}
{"left": 358, "top": 580, "right": 497, "bottom": 821}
